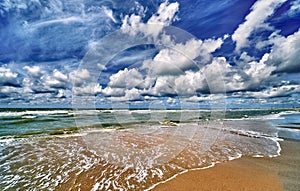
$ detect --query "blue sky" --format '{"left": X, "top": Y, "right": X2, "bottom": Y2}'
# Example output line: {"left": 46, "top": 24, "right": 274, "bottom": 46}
{"left": 0, "top": 0, "right": 299, "bottom": 108}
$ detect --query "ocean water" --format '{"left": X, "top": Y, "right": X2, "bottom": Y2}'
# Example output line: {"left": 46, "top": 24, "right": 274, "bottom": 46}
{"left": 0, "top": 108, "right": 299, "bottom": 190}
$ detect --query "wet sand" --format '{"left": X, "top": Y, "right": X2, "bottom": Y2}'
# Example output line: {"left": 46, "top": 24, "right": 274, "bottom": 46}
{"left": 153, "top": 140, "right": 300, "bottom": 191}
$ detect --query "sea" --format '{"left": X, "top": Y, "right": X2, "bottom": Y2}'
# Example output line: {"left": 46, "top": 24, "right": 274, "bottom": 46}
{"left": 0, "top": 108, "right": 299, "bottom": 190}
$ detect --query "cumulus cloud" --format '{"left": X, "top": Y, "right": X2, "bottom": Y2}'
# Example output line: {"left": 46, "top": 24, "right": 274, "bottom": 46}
{"left": 69, "top": 69, "right": 91, "bottom": 87}
{"left": 103, "top": 48, "right": 276, "bottom": 100}
{"left": 110, "top": 88, "right": 142, "bottom": 102}
{"left": 105, "top": 7, "right": 227, "bottom": 99}
{"left": 53, "top": 69, "right": 68, "bottom": 82}
{"left": 44, "top": 69, "right": 69, "bottom": 89}
{"left": 173, "top": 70, "right": 205, "bottom": 96}
{"left": 174, "top": 35, "right": 226, "bottom": 60}
{"left": 102, "top": 87, "right": 125, "bottom": 97}
{"left": 121, "top": 0, "right": 179, "bottom": 37}
{"left": 141, "top": 37, "right": 225, "bottom": 76}
{"left": 243, "top": 54, "right": 276, "bottom": 89}
{"left": 141, "top": 60, "right": 220, "bottom": 97}
{"left": 0, "top": 64, "right": 19, "bottom": 86}
{"left": 147, "top": 1, "right": 179, "bottom": 26}
{"left": 72, "top": 83, "right": 102, "bottom": 96}
{"left": 108, "top": 68, "right": 143, "bottom": 89}
{"left": 267, "top": 29, "right": 300, "bottom": 73}
{"left": 146, "top": 75, "right": 177, "bottom": 96}
{"left": 201, "top": 55, "right": 275, "bottom": 93}
{"left": 232, "top": 0, "right": 286, "bottom": 51}
{"left": 23, "top": 65, "right": 45, "bottom": 78}
{"left": 21, "top": 65, "right": 70, "bottom": 95}
{"left": 69, "top": 69, "right": 104, "bottom": 96}
{"left": 22, "top": 65, "right": 51, "bottom": 94}
{"left": 238, "top": 52, "right": 256, "bottom": 63}
{"left": 142, "top": 49, "right": 195, "bottom": 76}
{"left": 21, "top": 64, "right": 102, "bottom": 98}
{"left": 106, "top": 0, "right": 229, "bottom": 100}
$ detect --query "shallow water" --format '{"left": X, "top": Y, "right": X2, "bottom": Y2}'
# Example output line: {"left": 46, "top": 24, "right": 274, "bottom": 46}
{"left": 0, "top": 109, "right": 299, "bottom": 190}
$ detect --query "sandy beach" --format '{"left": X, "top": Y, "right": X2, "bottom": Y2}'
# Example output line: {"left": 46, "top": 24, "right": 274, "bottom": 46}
{"left": 153, "top": 140, "right": 300, "bottom": 191}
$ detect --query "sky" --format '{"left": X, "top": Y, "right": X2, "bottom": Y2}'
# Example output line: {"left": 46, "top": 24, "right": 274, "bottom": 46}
{"left": 0, "top": 0, "right": 299, "bottom": 108}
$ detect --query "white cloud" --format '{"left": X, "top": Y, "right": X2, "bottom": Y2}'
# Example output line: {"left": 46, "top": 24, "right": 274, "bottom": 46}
{"left": 141, "top": 37, "right": 225, "bottom": 76}
{"left": 170, "top": 39, "right": 203, "bottom": 59}
{"left": 53, "top": 69, "right": 68, "bottom": 81}
{"left": 0, "top": 86, "right": 20, "bottom": 94}
{"left": 72, "top": 83, "right": 102, "bottom": 96}
{"left": 243, "top": 84, "right": 300, "bottom": 98}
{"left": 186, "top": 94, "right": 225, "bottom": 102}
{"left": 244, "top": 53, "right": 276, "bottom": 89}
{"left": 121, "top": 14, "right": 143, "bottom": 35}
{"left": 201, "top": 55, "right": 275, "bottom": 93}
{"left": 0, "top": 64, "right": 18, "bottom": 86}
{"left": 102, "top": 87, "right": 125, "bottom": 97}
{"left": 146, "top": 75, "right": 177, "bottom": 96}
{"left": 171, "top": 36, "right": 225, "bottom": 61}
{"left": 108, "top": 55, "right": 276, "bottom": 99}
{"left": 202, "top": 35, "right": 227, "bottom": 53}
{"left": 232, "top": 0, "right": 287, "bottom": 51}
{"left": 103, "top": 7, "right": 117, "bottom": 23}
{"left": 69, "top": 69, "right": 104, "bottom": 96}
{"left": 174, "top": 70, "right": 205, "bottom": 96}
{"left": 97, "top": 63, "right": 107, "bottom": 71}
{"left": 108, "top": 68, "right": 143, "bottom": 89}
{"left": 110, "top": 88, "right": 142, "bottom": 101}
{"left": 239, "top": 52, "right": 255, "bottom": 63}
{"left": 22, "top": 66, "right": 71, "bottom": 95}
{"left": 103, "top": 37, "right": 225, "bottom": 99}
{"left": 121, "top": 1, "right": 179, "bottom": 38}
{"left": 69, "top": 69, "right": 91, "bottom": 86}
{"left": 201, "top": 57, "right": 233, "bottom": 92}
{"left": 23, "top": 65, "right": 44, "bottom": 77}
{"left": 139, "top": 70, "right": 206, "bottom": 97}
{"left": 116, "top": 0, "right": 231, "bottom": 100}
{"left": 143, "top": 49, "right": 195, "bottom": 76}
{"left": 147, "top": 1, "right": 179, "bottom": 26}
{"left": 56, "top": 89, "right": 66, "bottom": 98}
{"left": 267, "top": 29, "right": 300, "bottom": 73}
{"left": 22, "top": 65, "right": 54, "bottom": 94}
{"left": 44, "top": 69, "right": 69, "bottom": 89}
{"left": 166, "top": 97, "right": 177, "bottom": 104}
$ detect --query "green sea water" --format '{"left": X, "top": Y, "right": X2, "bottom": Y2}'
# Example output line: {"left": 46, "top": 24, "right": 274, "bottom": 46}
{"left": 0, "top": 108, "right": 298, "bottom": 138}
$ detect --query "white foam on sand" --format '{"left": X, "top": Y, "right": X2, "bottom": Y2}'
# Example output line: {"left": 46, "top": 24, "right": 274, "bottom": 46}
{"left": 145, "top": 169, "right": 189, "bottom": 191}
{"left": 145, "top": 151, "right": 245, "bottom": 191}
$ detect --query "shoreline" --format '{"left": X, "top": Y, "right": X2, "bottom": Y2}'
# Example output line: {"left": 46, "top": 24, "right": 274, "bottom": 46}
{"left": 151, "top": 139, "right": 300, "bottom": 191}
{"left": 151, "top": 157, "right": 283, "bottom": 191}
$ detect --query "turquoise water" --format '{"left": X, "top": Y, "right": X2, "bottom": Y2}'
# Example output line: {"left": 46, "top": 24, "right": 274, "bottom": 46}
{"left": 0, "top": 108, "right": 299, "bottom": 190}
